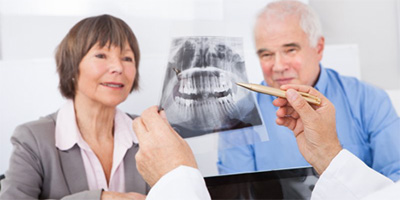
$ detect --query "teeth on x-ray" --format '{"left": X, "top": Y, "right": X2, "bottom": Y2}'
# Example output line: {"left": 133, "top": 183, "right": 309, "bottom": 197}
{"left": 173, "top": 66, "right": 238, "bottom": 124}
{"left": 160, "top": 37, "right": 262, "bottom": 138}
{"left": 176, "top": 68, "right": 232, "bottom": 98}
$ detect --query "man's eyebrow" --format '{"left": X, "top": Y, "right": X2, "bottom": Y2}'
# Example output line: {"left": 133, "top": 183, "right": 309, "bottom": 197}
{"left": 256, "top": 43, "right": 301, "bottom": 55}
{"left": 283, "top": 43, "right": 301, "bottom": 48}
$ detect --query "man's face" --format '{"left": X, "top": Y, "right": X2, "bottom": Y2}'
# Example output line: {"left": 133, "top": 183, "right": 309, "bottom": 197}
{"left": 254, "top": 15, "right": 324, "bottom": 88}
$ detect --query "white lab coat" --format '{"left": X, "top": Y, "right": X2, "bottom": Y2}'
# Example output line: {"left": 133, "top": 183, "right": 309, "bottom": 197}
{"left": 146, "top": 166, "right": 211, "bottom": 200}
{"left": 147, "top": 150, "right": 399, "bottom": 199}
{"left": 312, "top": 149, "right": 397, "bottom": 199}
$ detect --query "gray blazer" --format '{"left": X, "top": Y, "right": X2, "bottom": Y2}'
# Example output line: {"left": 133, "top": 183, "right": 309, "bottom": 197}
{"left": 0, "top": 112, "right": 149, "bottom": 199}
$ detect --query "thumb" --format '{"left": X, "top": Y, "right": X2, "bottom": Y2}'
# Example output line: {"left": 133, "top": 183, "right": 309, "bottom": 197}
{"left": 132, "top": 117, "right": 148, "bottom": 143}
{"left": 159, "top": 110, "right": 168, "bottom": 122}
{"left": 286, "top": 89, "right": 316, "bottom": 121}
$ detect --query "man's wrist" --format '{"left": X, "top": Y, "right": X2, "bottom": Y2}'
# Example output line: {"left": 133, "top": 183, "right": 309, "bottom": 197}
{"left": 313, "top": 145, "right": 342, "bottom": 175}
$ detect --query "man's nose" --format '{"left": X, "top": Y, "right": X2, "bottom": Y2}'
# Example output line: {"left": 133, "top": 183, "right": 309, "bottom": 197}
{"left": 272, "top": 53, "right": 288, "bottom": 72}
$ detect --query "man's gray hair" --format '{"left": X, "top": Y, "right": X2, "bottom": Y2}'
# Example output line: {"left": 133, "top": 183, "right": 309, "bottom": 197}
{"left": 257, "top": 0, "right": 323, "bottom": 47}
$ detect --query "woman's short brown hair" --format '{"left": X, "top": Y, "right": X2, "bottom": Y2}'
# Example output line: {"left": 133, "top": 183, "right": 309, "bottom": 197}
{"left": 56, "top": 14, "right": 140, "bottom": 99}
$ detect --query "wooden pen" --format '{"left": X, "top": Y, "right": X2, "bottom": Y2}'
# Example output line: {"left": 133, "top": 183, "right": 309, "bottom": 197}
{"left": 236, "top": 82, "right": 321, "bottom": 105}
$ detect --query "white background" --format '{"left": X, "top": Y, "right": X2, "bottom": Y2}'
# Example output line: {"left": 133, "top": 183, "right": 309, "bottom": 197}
{"left": 1, "top": 0, "right": 399, "bottom": 175}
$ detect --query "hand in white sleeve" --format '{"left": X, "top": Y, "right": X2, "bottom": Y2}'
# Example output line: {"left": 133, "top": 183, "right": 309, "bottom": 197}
{"left": 272, "top": 84, "right": 342, "bottom": 174}
{"left": 132, "top": 106, "right": 211, "bottom": 199}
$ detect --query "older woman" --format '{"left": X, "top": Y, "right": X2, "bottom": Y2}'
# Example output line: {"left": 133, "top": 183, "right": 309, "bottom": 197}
{"left": 0, "top": 15, "right": 149, "bottom": 199}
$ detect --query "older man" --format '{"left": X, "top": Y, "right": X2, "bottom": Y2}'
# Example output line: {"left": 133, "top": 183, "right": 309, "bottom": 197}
{"left": 217, "top": 0, "right": 400, "bottom": 181}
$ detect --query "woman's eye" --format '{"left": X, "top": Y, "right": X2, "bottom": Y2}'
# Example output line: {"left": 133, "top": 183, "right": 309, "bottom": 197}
{"left": 123, "top": 57, "right": 133, "bottom": 62}
{"left": 95, "top": 54, "right": 106, "bottom": 59}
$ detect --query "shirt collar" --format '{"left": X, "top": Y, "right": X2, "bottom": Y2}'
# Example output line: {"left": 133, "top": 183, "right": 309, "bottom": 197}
{"left": 114, "top": 108, "right": 138, "bottom": 148}
{"left": 55, "top": 99, "right": 81, "bottom": 150}
{"left": 55, "top": 100, "right": 138, "bottom": 151}
{"left": 314, "top": 64, "right": 328, "bottom": 94}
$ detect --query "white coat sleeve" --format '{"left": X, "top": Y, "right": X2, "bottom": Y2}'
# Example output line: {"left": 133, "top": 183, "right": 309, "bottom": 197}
{"left": 146, "top": 165, "right": 211, "bottom": 200}
{"left": 311, "top": 149, "right": 394, "bottom": 200}
{"left": 363, "top": 180, "right": 400, "bottom": 200}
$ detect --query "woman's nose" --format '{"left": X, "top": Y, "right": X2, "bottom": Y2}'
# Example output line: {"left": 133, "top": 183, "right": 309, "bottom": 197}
{"left": 109, "top": 59, "right": 123, "bottom": 74}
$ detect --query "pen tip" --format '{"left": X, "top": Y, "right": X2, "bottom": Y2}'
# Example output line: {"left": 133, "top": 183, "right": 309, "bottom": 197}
{"left": 236, "top": 82, "right": 246, "bottom": 87}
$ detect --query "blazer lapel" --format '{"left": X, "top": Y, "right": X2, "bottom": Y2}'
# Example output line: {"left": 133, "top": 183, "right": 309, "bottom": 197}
{"left": 58, "top": 145, "right": 89, "bottom": 194}
{"left": 49, "top": 111, "right": 89, "bottom": 194}
{"left": 124, "top": 143, "right": 150, "bottom": 194}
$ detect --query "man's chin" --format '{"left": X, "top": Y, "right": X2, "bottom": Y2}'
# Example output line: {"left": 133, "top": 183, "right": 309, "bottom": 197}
{"left": 265, "top": 82, "right": 281, "bottom": 89}
{"left": 277, "top": 80, "right": 295, "bottom": 86}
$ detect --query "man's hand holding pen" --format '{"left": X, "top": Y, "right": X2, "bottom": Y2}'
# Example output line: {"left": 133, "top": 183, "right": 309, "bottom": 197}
{"left": 272, "top": 84, "right": 342, "bottom": 175}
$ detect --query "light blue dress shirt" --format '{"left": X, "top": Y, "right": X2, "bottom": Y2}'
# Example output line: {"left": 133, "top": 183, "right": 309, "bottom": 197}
{"left": 217, "top": 66, "right": 400, "bottom": 181}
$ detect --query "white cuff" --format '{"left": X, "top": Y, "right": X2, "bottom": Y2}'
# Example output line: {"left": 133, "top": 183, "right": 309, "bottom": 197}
{"left": 147, "top": 166, "right": 211, "bottom": 200}
{"left": 312, "top": 149, "right": 393, "bottom": 200}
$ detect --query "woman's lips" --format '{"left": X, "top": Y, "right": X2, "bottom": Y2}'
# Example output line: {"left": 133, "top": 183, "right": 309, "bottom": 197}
{"left": 100, "top": 82, "right": 124, "bottom": 89}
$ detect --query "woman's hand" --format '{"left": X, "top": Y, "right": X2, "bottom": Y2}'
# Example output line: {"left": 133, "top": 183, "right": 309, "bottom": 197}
{"left": 273, "top": 84, "right": 342, "bottom": 174}
{"left": 101, "top": 191, "right": 146, "bottom": 200}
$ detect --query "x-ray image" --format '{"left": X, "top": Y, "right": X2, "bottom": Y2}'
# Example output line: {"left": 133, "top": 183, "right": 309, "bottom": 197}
{"left": 159, "top": 36, "right": 262, "bottom": 138}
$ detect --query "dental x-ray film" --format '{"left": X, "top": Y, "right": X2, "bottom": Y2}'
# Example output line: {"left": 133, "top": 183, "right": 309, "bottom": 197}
{"left": 159, "top": 36, "right": 264, "bottom": 138}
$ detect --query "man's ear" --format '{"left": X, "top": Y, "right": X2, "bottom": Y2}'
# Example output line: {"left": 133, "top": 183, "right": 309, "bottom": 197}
{"left": 316, "top": 36, "right": 325, "bottom": 60}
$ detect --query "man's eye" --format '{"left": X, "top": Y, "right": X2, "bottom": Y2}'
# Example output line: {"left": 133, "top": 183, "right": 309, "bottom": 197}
{"left": 95, "top": 54, "right": 106, "bottom": 59}
{"left": 286, "top": 48, "right": 297, "bottom": 54}
{"left": 123, "top": 57, "right": 133, "bottom": 62}
{"left": 261, "top": 53, "right": 272, "bottom": 59}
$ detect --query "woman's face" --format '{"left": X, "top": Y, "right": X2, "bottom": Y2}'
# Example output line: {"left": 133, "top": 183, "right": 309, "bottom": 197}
{"left": 75, "top": 42, "right": 136, "bottom": 107}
